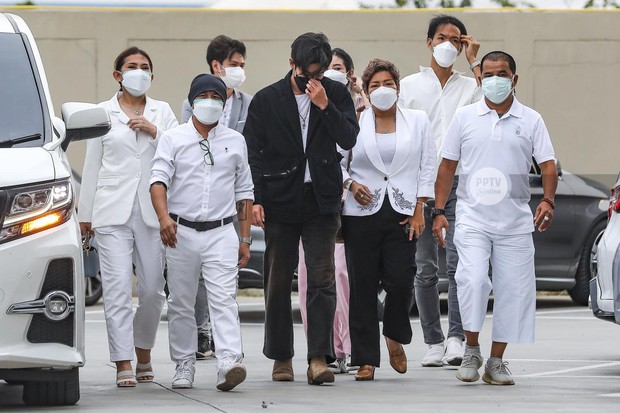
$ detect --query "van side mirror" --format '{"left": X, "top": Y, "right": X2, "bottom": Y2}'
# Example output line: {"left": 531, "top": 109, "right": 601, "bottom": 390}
{"left": 60, "top": 102, "right": 111, "bottom": 151}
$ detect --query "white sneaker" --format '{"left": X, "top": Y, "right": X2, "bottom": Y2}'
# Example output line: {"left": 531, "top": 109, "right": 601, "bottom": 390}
{"left": 172, "top": 359, "right": 195, "bottom": 389}
{"left": 421, "top": 343, "right": 445, "bottom": 367}
{"left": 328, "top": 358, "right": 348, "bottom": 374}
{"left": 216, "top": 354, "right": 247, "bottom": 391}
{"left": 456, "top": 347, "right": 483, "bottom": 383}
{"left": 482, "top": 357, "right": 515, "bottom": 385}
{"left": 443, "top": 337, "right": 465, "bottom": 366}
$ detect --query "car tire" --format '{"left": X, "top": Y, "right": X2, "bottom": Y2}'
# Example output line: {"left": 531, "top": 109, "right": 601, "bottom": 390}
{"left": 22, "top": 368, "right": 80, "bottom": 406}
{"left": 568, "top": 220, "right": 606, "bottom": 306}
{"left": 84, "top": 273, "right": 103, "bottom": 307}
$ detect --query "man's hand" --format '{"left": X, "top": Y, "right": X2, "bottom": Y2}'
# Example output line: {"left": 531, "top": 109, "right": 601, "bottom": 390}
{"left": 306, "top": 78, "right": 329, "bottom": 110}
{"left": 534, "top": 201, "right": 554, "bottom": 232}
{"left": 461, "top": 34, "right": 480, "bottom": 64}
{"left": 159, "top": 215, "right": 178, "bottom": 248}
{"left": 238, "top": 242, "right": 250, "bottom": 268}
{"left": 433, "top": 215, "right": 449, "bottom": 248}
{"left": 252, "top": 204, "right": 265, "bottom": 228}
{"left": 127, "top": 116, "right": 157, "bottom": 139}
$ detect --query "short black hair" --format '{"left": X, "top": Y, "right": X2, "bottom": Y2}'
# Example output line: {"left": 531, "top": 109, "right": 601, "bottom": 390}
{"left": 290, "top": 32, "right": 332, "bottom": 75}
{"left": 206, "top": 35, "right": 247, "bottom": 74}
{"left": 481, "top": 51, "right": 517, "bottom": 74}
{"left": 114, "top": 46, "right": 153, "bottom": 72}
{"left": 427, "top": 14, "right": 467, "bottom": 39}
{"left": 332, "top": 48, "right": 354, "bottom": 73}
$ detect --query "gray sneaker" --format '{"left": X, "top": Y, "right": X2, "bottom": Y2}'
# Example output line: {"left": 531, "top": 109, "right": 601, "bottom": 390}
{"left": 456, "top": 347, "right": 483, "bottom": 382}
{"left": 482, "top": 357, "right": 515, "bottom": 385}
{"left": 172, "top": 359, "right": 195, "bottom": 389}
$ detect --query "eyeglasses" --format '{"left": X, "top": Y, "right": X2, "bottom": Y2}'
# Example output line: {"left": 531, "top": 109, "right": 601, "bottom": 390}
{"left": 199, "top": 139, "right": 214, "bottom": 166}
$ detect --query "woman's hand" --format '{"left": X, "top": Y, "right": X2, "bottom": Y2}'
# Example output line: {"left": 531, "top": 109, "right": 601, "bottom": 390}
{"left": 350, "top": 181, "right": 372, "bottom": 206}
{"left": 252, "top": 204, "right": 265, "bottom": 228}
{"left": 127, "top": 116, "right": 157, "bottom": 139}
{"left": 400, "top": 210, "right": 425, "bottom": 241}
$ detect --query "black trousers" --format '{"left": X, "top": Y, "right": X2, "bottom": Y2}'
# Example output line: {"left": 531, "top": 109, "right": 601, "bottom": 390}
{"left": 263, "top": 185, "right": 338, "bottom": 361}
{"left": 342, "top": 198, "right": 416, "bottom": 367}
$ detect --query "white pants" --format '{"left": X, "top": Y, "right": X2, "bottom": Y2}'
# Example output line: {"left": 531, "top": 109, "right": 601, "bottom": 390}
{"left": 165, "top": 223, "right": 243, "bottom": 369}
{"left": 453, "top": 224, "right": 536, "bottom": 343}
{"left": 95, "top": 199, "right": 166, "bottom": 362}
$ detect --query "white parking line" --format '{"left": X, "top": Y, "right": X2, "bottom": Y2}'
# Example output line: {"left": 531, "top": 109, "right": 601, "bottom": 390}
{"left": 520, "top": 361, "right": 620, "bottom": 377}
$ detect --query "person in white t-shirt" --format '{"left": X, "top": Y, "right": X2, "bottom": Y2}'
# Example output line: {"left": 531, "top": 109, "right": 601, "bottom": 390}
{"left": 399, "top": 14, "right": 483, "bottom": 368}
{"left": 433, "top": 51, "right": 558, "bottom": 386}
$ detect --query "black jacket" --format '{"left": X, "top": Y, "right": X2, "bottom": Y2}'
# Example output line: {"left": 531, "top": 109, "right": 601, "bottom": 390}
{"left": 244, "top": 71, "right": 359, "bottom": 223}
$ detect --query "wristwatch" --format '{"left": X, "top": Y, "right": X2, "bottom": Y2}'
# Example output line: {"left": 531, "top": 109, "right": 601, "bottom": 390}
{"left": 469, "top": 59, "right": 481, "bottom": 71}
{"left": 431, "top": 208, "right": 446, "bottom": 219}
{"left": 344, "top": 179, "right": 354, "bottom": 191}
{"left": 239, "top": 236, "right": 253, "bottom": 245}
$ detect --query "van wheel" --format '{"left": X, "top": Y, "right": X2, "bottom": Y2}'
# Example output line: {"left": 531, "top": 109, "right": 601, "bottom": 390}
{"left": 84, "top": 273, "right": 103, "bottom": 306}
{"left": 568, "top": 220, "right": 606, "bottom": 306}
{"left": 22, "top": 368, "right": 80, "bottom": 406}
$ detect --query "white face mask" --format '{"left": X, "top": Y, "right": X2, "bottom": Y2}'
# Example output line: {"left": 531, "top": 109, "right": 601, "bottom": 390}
{"left": 482, "top": 76, "right": 514, "bottom": 104}
{"left": 193, "top": 98, "right": 224, "bottom": 125}
{"left": 219, "top": 66, "right": 246, "bottom": 89}
{"left": 432, "top": 41, "right": 459, "bottom": 68}
{"left": 121, "top": 69, "right": 152, "bottom": 97}
{"left": 369, "top": 86, "right": 398, "bottom": 111}
{"left": 324, "top": 69, "right": 348, "bottom": 85}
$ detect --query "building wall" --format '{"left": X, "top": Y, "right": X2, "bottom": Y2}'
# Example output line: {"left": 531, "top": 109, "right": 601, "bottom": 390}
{"left": 3, "top": 7, "right": 619, "bottom": 184}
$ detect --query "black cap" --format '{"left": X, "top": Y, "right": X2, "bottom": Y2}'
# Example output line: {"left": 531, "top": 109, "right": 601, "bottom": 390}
{"left": 188, "top": 73, "right": 227, "bottom": 104}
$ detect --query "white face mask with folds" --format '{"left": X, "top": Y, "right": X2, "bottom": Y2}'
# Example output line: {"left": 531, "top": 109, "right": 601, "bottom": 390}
{"left": 432, "top": 41, "right": 459, "bottom": 68}
{"left": 193, "top": 98, "right": 224, "bottom": 125}
{"left": 324, "top": 69, "right": 348, "bottom": 85}
{"left": 369, "top": 86, "right": 398, "bottom": 111}
{"left": 121, "top": 69, "right": 152, "bottom": 97}
{"left": 482, "top": 76, "right": 514, "bottom": 104}
{"left": 219, "top": 66, "right": 246, "bottom": 89}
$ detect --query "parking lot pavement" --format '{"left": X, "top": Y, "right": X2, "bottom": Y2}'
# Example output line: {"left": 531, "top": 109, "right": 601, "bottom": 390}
{"left": 2, "top": 295, "right": 620, "bottom": 412}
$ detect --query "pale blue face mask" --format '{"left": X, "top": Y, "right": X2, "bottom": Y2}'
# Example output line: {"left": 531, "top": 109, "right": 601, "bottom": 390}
{"left": 481, "top": 76, "right": 514, "bottom": 105}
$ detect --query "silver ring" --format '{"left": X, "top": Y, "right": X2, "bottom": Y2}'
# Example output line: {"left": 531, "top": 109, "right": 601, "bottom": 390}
{"left": 543, "top": 216, "right": 550, "bottom": 221}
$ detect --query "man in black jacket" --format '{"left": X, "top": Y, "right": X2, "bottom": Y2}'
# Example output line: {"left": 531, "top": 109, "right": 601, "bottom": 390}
{"left": 244, "top": 32, "right": 359, "bottom": 385}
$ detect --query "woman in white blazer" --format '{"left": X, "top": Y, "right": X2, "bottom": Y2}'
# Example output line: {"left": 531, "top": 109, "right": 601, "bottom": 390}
{"left": 78, "top": 47, "right": 178, "bottom": 387}
{"left": 341, "top": 59, "right": 436, "bottom": 381}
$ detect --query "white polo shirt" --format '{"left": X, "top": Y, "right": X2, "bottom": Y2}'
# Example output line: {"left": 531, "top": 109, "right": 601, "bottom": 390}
{"left": 441, "top": 97, "right": 556, "bottom": 235}
{"left": 400, "top": 66, "right": 482, "bottom": 167}
{"left": 149, "top": 121, "right": 254, "bottom": 222}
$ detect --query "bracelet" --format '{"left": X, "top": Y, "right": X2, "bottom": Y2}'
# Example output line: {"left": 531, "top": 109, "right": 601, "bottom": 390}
{"left": 416, "top": 201, "right": 427, "bottom": 208}
{"left": 469, "top": 59, "right": 481, "bottom": 71}
{"left": 344, "top": 179, "right": 354, "bottom": 191}
{"left": 541, "top": 197, "right": 555, "bottom": 209}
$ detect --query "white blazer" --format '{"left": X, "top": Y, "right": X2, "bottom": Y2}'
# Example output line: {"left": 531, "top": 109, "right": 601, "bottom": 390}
{"left": 78, "top": 93, "right": 179, "bottom": 229}
{"left": 342, "top": 106, "right": 436, "bottom": 217}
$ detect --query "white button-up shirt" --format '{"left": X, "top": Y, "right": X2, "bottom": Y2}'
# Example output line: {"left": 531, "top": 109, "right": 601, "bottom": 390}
{"left": 441, "top": 97, "right": 556, "bottom": 235}
{"left": 400, "top": 66, "right": 482, "bottom": 166}
{"left": 149, "top": 121, "right": 254, "bottom": 222}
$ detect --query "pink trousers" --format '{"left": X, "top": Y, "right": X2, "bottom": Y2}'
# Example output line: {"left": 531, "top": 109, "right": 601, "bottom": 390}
{"left": 298, "top": 242, "right": 351, "bottom": 358}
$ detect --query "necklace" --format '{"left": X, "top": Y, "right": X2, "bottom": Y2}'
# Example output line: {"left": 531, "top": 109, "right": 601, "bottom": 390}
{"left": 375, "top": 116, "right": 395, "bottom": 134}
{"left": 299, "top": 101, "right": 311, "bottom": 129}
{"left": 119, "top": 99, "right": 144, "bottom": 116}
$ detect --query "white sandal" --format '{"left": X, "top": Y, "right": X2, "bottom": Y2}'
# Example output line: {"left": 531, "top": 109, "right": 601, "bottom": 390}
{"left": 116, "top": 370, "right": 137, "bottom": 388}
{"left": 136, "top": 362, "right": 154, "bottom": 383}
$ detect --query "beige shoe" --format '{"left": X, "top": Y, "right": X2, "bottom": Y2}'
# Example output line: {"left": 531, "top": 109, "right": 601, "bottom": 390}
{"left": 272, "top": 359, "right": 294, "bottom": 381}
{"left": 307, "top": 356, "right": 335, "bottom": 385}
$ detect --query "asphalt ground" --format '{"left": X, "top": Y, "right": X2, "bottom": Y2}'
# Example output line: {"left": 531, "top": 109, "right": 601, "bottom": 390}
{"left": 2, "top": 294, "right": 620, "bottom": 412}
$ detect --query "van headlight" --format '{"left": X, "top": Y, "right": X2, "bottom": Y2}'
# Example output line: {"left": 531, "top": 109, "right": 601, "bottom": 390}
{"left": 0, "top": 180, "right": 73, "bottom": 243}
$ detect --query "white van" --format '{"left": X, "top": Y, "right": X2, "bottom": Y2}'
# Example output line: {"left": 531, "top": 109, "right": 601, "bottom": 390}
{"left": 0, "top": 13, "right": 110, "bottom": 406}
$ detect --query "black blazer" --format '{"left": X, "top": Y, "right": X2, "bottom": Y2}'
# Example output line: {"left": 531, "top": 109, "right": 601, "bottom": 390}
{"left": 244, "top": 71, "right": 359, "bottom": 223}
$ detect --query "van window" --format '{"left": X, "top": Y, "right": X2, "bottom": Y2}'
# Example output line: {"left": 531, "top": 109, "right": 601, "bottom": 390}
{"left": 0, "top": 33, "right": 45, "bottom": 148}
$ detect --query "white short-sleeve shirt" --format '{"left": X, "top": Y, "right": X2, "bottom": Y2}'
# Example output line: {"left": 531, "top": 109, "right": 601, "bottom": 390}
{"left": 441, "top": 97, "right": 556, "bottom": 235}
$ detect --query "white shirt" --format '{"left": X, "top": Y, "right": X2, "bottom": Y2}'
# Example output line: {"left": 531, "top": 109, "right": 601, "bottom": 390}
{"left": 441, "top": 97, "right": 556, "bottom": 235}
{"left": 376, "top": 132, "right": 397, "bottom": 171}
{"left": 149, "top": 121, "right": 254, "bottom": 222}
{"left": 295, "top": 94, "right": 312, "bottom": 183}
{"left": 400, "top": 66, "right": 482, "bottom": 167}
{"left": 220, "top": 94, "right": 233, "bottom": 127}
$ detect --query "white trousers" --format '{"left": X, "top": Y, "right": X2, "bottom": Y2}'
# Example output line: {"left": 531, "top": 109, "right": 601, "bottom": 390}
{"left": 95, "top": 199, "right": 166, "bottom": 362}
{"left": 453, "top": 224, "right": 536, "bottom": 343}
{"left": 165, "top": 223, "right": 243, "bottom": 369}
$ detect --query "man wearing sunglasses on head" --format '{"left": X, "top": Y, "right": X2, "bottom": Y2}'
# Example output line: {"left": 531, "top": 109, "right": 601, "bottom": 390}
{"left": 150, "top": 74, "right": 254, "bottom": 391}
{"left": 244, "top": 32, "right": 358, "bottom": 385}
